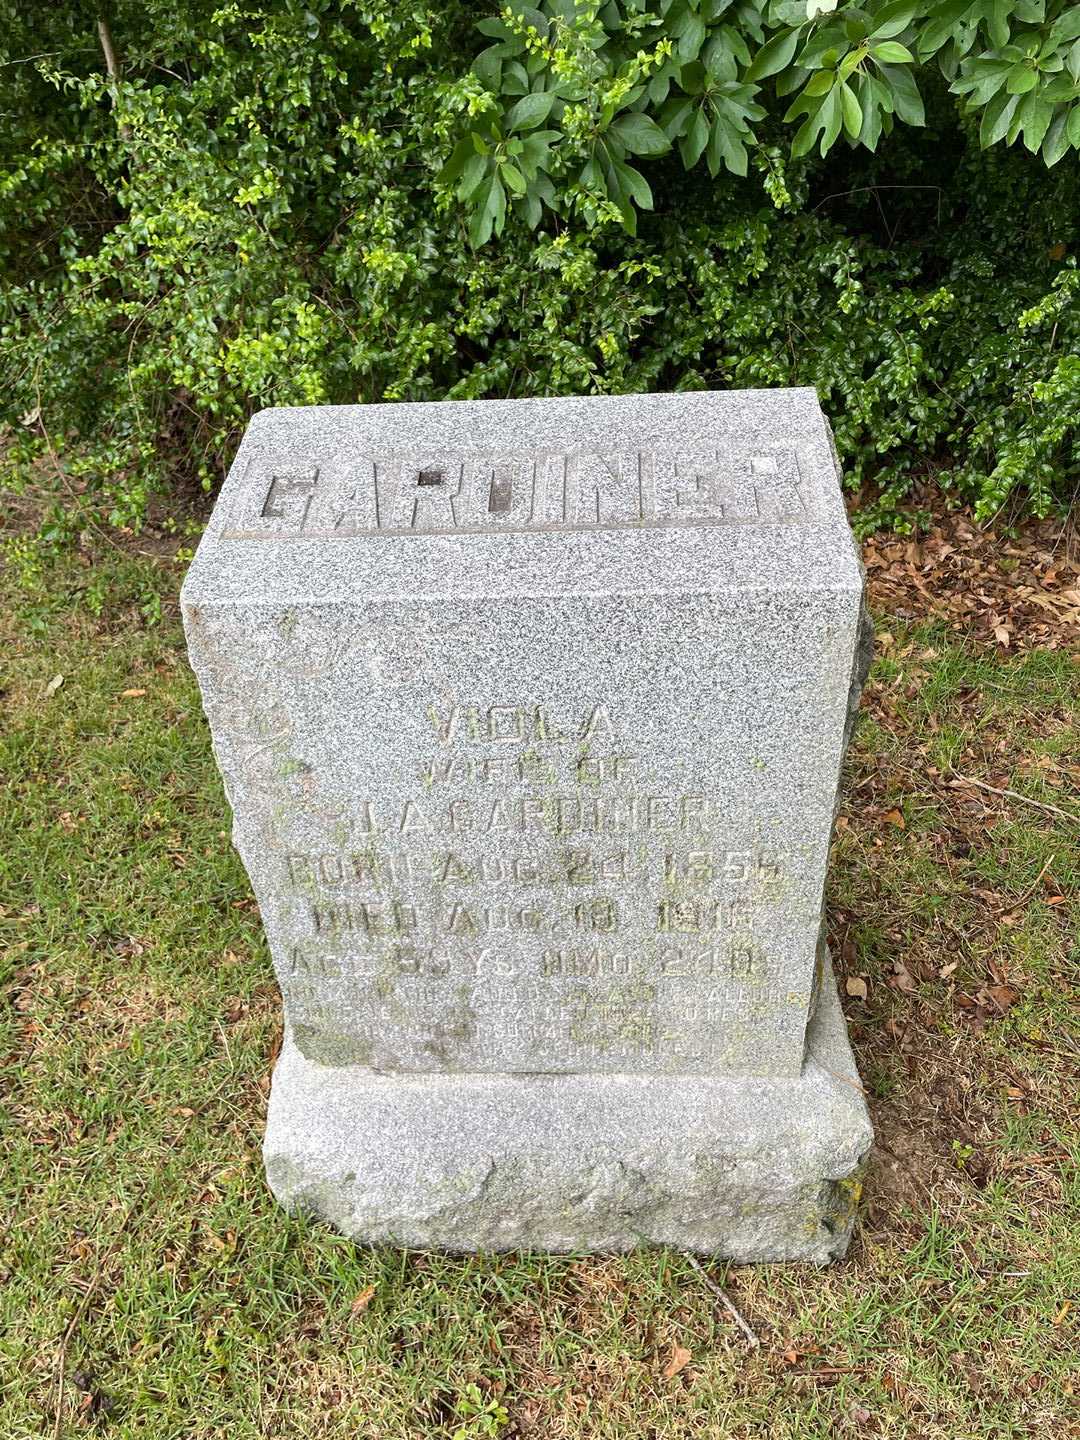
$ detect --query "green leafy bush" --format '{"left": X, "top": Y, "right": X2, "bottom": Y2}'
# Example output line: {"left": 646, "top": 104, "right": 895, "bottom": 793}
{"left": 445, "top": 2, "right": 1080, "bottom": 241}
{"left": 0, "top": 1, "right": 1077, "bottom": 542}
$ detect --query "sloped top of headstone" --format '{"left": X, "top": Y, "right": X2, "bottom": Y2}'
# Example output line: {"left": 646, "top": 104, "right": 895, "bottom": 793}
{"left": 182, "top": 390, "right": 862, "bottom": 608}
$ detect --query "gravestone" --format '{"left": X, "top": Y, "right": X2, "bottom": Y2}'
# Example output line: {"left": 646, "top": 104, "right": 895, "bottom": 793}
{"left": 181, "top": 390, "right": 873, "bottom": 1261}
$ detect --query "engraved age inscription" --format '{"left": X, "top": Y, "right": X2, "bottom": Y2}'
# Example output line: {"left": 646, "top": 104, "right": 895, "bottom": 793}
{"left": 273, "top": 698, "right": 808, "bottom": 1076}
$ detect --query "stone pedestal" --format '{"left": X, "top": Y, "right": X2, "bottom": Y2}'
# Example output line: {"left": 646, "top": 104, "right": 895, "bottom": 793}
{"left": 182, "top": 389, "right": 873, "bottom": 1259}
{"left": 265, "top": 966, "right": 867, "bottom": 1260}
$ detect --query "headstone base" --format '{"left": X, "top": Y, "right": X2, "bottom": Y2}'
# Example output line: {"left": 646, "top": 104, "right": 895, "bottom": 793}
{"left": 264, "top": 963, "right": 871, "bottom": 1262}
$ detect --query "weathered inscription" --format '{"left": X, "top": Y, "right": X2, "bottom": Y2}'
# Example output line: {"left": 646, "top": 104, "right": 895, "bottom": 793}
{"left": 248, "top": 693, "right": 811, "bottom": 1075}
{"left": 224, "top": 445, "right": 814, "bottom": 538}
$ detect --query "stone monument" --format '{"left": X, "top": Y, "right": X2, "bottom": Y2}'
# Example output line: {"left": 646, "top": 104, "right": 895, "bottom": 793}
{"left": 182, "top": 389, "right": 873, "bottom": 1261}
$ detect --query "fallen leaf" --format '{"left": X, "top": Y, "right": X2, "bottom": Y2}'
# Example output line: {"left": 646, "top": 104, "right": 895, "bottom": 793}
{"left": 883, "top": 808, "right": 905, "bottom": 829}
{"left": 42, "top": 674, "right": 64, "bottom": 699}
{"left": 121, "top": 687, "right": 147, "bottom": 699}
{"left": 939, "top": 961, "right": 958, "bottom": 979}
{"left": 993, "top": 625, "right": 1010, "bottom": 647}
{"left": 1053, "top": 1300, "right": 1070, "bottom": 1326}
{"left": 986, "top": 984, "right": 1019, "bottom": 1013}
{"left": 350, "top": 1286, "right": 376, "bottom": 1317}
{"left": 892, "top": 959, "right": 918, "bottom": 994}
{"left": 662, "top": 1344, "right": 692, "bottom": 1380}
{"left": 845, "top": 976, "right": 868, "bottom": 1000}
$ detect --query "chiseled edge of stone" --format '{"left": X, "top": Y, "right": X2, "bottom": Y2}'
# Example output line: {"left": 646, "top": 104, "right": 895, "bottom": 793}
{"left": 180, "top": 387, "right": 851, "bottom": 581}
{"left": 802, "top": 405, "right": 873, "bottom": 1041}
{"left": 817, "top": 407, "right": 875, "bottom": 751}
{"left": 263, "top": 960, "right": 872, "bottom": 1263}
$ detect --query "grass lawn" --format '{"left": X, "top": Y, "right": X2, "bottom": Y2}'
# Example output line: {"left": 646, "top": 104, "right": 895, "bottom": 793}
{"left": 1, "top": 529, "right": 1077, "bottom": 1439}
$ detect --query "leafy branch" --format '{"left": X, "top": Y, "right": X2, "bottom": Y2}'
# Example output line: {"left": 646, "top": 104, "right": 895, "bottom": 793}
{"left": 442, "top": 0, "right": 1080, "bottom": 240}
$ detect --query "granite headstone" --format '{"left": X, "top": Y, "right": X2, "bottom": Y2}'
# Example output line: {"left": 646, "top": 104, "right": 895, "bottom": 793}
{"left": 182, "top": 389, "right": 873, "bottom": 1260}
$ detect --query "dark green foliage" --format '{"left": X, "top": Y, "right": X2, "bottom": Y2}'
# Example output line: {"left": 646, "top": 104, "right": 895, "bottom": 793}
{"left": 452, "top": 1, "right": 1080, "bottom": 238}
{"left": 0, "top": 1, "right": 1077, "bottom": 537}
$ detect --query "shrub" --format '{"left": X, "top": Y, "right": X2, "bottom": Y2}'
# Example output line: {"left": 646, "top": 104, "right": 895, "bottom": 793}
{"left": 0, "top": 1, "right": 1077, "bottom": 542}
{"left": 445, "top": 2, "right": 1080, "bottom": 242}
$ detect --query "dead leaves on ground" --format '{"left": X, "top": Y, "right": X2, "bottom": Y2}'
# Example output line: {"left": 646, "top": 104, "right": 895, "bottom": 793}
{"left": 834, "top": 508, "right": 1076, "bottom": 1047}
{"left": 832, "top": 504, "right": 1078, "bottom": 1227}
{"left": 861, "top": 504, "right": 1080, "bottom": 652}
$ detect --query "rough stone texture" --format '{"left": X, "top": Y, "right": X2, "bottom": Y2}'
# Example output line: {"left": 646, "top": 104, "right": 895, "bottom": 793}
{"left": 182, "top": 388, "right": 873, "bottom": 1258}
{"left": 264, "top": 964, "right": 870, "bottom": 1259}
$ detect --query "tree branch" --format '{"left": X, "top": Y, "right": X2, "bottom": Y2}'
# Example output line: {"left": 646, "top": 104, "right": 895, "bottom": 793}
{"left": 96, "top": 17, "right": 131, "bottom": 142}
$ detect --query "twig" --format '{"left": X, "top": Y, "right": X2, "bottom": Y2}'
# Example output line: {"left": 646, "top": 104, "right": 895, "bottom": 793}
{"left": 1006, "top": 854, "right": 1056, "bottom": 913}
{"left": 1, "top": 50, "right": 96, "bottom": 67}
{"left": 53, "top": 1282, "right": 102, "bottom": 1440}
{"left": 810, "top": 184, "right": 944, "bottom": 217}
{"left": 683, "top": 1253, "right": 760, "bottom": 1349}
{"left": 805, "top": 1046, "right": 867, "bottom": 1097}
{"left": 217, "top": 1019, "right": 233, "bottom": 1069}
{"left": 947, "top": 766, "right": 1079, "bottom": 825}
{"left": 52, "top": 1189, "right": 143, "bottom": 1440}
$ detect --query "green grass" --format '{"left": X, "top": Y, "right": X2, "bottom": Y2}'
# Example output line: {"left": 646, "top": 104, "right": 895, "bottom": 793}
{"left": 1, "top": 549, "right": 1077, "bottom": 1439}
